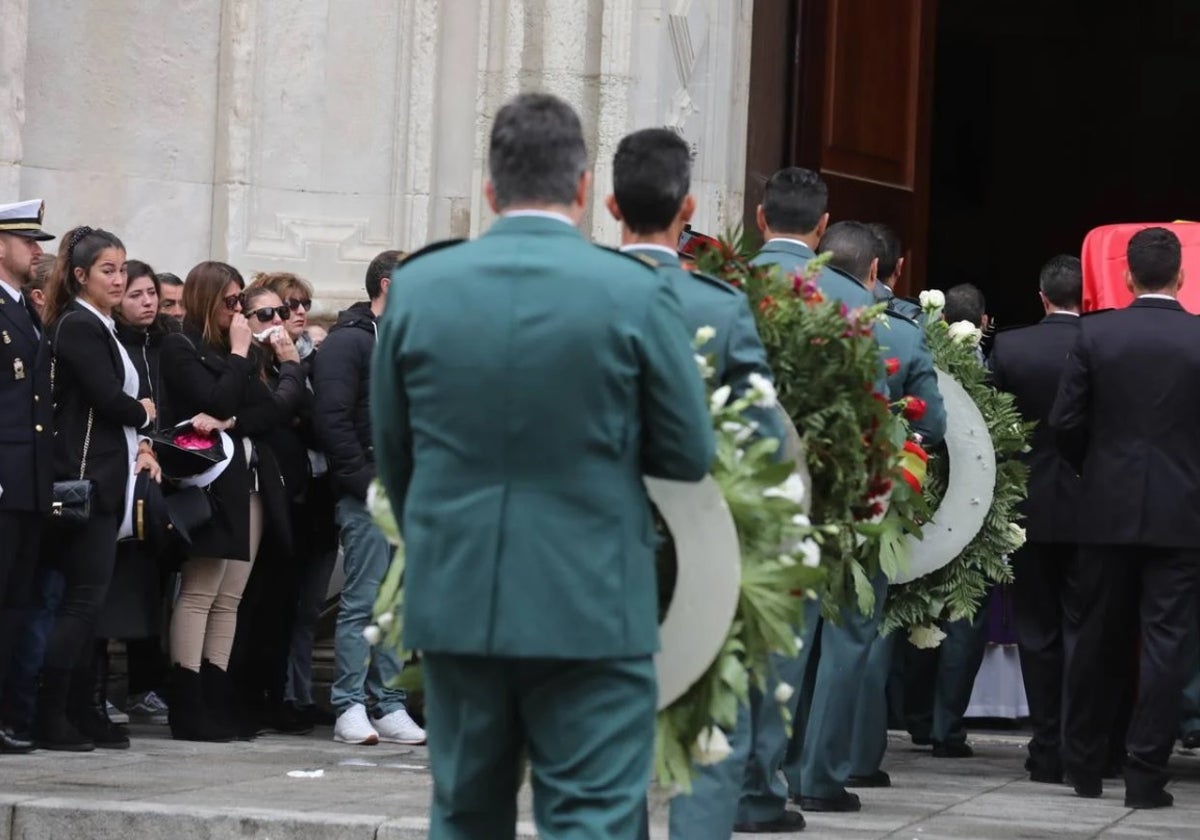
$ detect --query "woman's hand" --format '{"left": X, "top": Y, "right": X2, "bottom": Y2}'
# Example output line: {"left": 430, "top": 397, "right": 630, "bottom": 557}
{"left": 229, "top": 314, "right": 253, "bottom": 357}
{"left": 271, "top": 328, "right": 301, "bottom": 364}
{"left": 191, "top": 413, "right": 232, "bottom": 435}
{"left": 140, "top": 398, "right": 157, "bottom": 424}
{"left": 135, "top": 450, "right": 162, "bottom": 483}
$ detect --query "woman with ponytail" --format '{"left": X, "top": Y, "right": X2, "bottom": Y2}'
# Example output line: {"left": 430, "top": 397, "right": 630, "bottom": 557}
{"left": 38, "top": 226, "right": 161, "bottom": 751}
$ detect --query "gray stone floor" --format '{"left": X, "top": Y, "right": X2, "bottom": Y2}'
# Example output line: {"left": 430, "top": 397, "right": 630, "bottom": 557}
{"left": 0, "top": 727, "right": 1198, "bottom": 838}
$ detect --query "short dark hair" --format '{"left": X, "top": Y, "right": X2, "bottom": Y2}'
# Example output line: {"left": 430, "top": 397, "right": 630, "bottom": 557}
{"left": 762, "top": 167, "right": 828, "bottom": 235}
{"left": 944, "top": 283, "right": 987, "bottom": 328}
{"left": 1127, "top": 227, "right": 1182, "bottom": 291}
{"left": 489, "top": 93, "right": 588, "bottom": 210}
{"left": 816, "top": 221, "right": 878, "bottom": 283}
{"left": 868, "top": 222, "right": 903, "bottom": 280}
{"left": 611, "top": 129, "right": 691, "bottom": 234}
{"left": 366, "top": 249, "right": 406, "bottom": 299}
{"left": 125, "top": 259, "right": 156, "bottom": 284}
{"left": 1038, "top": 254, "right": 1082, "bottom": 309}
{"left": 156, "top": 272, "right": 183, "bottom": 287}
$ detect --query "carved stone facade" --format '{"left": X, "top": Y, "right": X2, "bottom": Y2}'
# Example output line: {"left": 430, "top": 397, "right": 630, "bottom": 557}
{"left": 3, "top": 0, "right": 753, "bottom": 310}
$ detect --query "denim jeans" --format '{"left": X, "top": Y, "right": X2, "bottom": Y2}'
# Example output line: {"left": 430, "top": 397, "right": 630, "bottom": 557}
{"left": 2, "top": 567, "right": 65, "bottom": 729}
{"left": 330, "top": 496, "right": 407, "bottom": 717}
{"left": 286, "top": 545, "right": 338, "bottom": 706}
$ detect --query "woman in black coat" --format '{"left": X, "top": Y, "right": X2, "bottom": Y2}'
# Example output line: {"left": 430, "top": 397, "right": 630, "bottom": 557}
{"left": 159, "top": 262, "right": 306, "bottom": 741}
{"left": 39, "top": 227, "right": 162, "bottom": 751}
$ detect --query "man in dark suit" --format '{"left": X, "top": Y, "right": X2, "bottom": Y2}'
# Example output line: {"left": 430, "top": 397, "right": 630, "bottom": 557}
{"left": 989, "top": 255, "right": 1083, "bottom": 783}
{"left": 1050, "top": 227, "right": 1200, "bottom": 808}
{"left": 0, "top": 199, "right": 55, "bottom": 754}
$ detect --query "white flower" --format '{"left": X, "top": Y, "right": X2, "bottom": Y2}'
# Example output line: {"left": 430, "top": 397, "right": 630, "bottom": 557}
{"left": 947, "top": 320, "right": 983, "bottom": 345}
{"left": 376, "top": 612, "right": 394, "bottom": 629}
{"left": 907, "top": 624, "right": 947, "bottom": 650}
{"left": 362, "top": 625, "right": 382, "bottom": 645}
{"left": 778, "top": 554, "right": 797, "bottom": 567}
{"left": 691, "top": 727, "right": 733, "bottom": 766}
{"left": 764, "top": 472, "right": 807, "bottom": 506}
{"left": 791, "top": 513, "right": 811, "bottom": 528}
{"left": 794, "top": 635, "right": 805, "bottom": 651}
{"left": 746, "top": 372, "right": 778, "bottom": 409}
{"left": 694, "top": 325, "right": 717, "bottom": 346}
{"left": 694, "top": 354, "right": 715, "bottom": 380}
{"left": 919, "top": 289, "right": 946, "bottom": 313}
{"left": 1009, "top": 522, "right": 1027, "bottom": 548}
{"left": 797, "top": 538, "right": 821, "bottom": 568}
{"left": 710, "top": 384, "right": 732, "bottom": 413}
{"left": 774, "top": 682, "right": 795, "bottom": 704}
{"left": 721, "top": 421, "right": 756, "bottom": 445}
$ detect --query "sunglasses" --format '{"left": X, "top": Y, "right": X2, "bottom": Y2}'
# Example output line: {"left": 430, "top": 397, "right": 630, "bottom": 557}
{"left": 287, "top": 298, "right": 312, "bottom": 312}
{"left": 223, "top": 293, "right": 245, "bottom": 311}
{"left": 248, "top": 305, "right": 292, "bottom": 323}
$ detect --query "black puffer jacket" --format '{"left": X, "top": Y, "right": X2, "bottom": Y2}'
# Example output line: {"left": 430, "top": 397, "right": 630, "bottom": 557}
{"left": 313, "top": 301, "right": 377, "bottom": 500}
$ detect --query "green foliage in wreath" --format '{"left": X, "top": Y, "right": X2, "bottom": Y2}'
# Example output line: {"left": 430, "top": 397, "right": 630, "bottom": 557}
{"left": 880, "top": 311, "right": 1033, "bottom": 635}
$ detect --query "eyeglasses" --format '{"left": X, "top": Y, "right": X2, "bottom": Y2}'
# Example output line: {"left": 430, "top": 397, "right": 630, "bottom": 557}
{"left": 223, "top": 293, "right": 245, "bottom": 311}
{"left": 287, "top": 297, "right": 312, "bottom": 312}
{"left": 248, "top": 305, "right": 292, "bottom": 323}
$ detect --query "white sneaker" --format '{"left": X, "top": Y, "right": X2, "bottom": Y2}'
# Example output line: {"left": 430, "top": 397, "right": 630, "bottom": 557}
{"left": 373, "top": 708, "right": 426, "bottom": 745}
{"left": 333, "top": 704, "right": 379, "bottom": 745}
{"left": 106, "top": 700, "right": 130, "bottom": 725}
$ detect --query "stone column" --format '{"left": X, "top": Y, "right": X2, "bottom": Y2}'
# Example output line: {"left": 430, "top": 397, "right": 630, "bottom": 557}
{"left": 0, "top": 0, "right": 29, "bottom": 198}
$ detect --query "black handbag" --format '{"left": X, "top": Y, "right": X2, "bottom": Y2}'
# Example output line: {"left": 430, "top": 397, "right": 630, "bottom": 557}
{"left": 50, "top": 408, "right": 95, "bottom": 526}
{"left": 163, "top": 485, "right": 215, "bottom": 545}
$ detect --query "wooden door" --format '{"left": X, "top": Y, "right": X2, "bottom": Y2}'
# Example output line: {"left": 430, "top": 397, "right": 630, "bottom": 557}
{"left": 793, "top": 0, "right": 938, "bottom": 296}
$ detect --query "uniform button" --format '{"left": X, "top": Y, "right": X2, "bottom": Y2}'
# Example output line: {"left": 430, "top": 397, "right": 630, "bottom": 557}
{"left": 35, "top": 424, "right": 43, "bottom": 432}
{"left": 34, "top": 395, "right": 39, "bottom": 402}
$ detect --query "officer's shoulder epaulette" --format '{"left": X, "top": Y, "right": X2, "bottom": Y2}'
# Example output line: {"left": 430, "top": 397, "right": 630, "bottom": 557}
{"left": 397, "top": 238, "right": 467, "bottom": 270}
{"left": 884, "top": 306, "right": 920, "bottom": 327}
{"left": 595, "top": 244, "right": 661, "bottom": 272}
{"left": 686, "top": 269, "right": 740, "bottom": 295}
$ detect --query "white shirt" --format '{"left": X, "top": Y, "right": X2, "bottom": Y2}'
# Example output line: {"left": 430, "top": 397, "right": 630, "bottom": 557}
{"left": 0, "top": 277, "right": 22, "bottom": 304}
{"left": 619, "top": 243, "right": 677, "bottom": 259}
{"left": 1138, "top": 293, "right": 1177, "bottom": 301}
{"left": 503, "top": 209, "right": 576, "bottom": 227}
{"left": 766, "top": 237, "right": 815, "bottom": 252}
{"left": 1050, "top": 310, "right": 1080, "bottom": 317}
{"left": 74, "top": 298, "right": 149, "bottom": 539}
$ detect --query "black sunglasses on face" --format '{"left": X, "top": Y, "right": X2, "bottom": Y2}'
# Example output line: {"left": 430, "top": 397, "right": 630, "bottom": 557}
{"left": 223, "top": 293, "right": 245, "bottom": 311}
{"left": 287, "top": 297, "right": 312, "bottom": 312}
{"left": 249, "top": 305, "right": 292, "bottom": 323}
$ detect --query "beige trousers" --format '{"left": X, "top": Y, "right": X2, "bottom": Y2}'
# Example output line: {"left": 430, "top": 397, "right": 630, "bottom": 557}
{"left": 169, "top": 493, "right": 263, "bottom": 671}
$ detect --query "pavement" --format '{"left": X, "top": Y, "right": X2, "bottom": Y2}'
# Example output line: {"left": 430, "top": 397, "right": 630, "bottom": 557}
{"left": 1, "top": 727, "right": 1199, "bottom": 839}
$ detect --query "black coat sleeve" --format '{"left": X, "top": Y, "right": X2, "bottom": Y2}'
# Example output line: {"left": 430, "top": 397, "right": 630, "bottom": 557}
{"left": 313, "top": 330, "right": 374, "bottom": 499}
{"left": 160, "top": 333, "right": 254, "bottom": 421}
{"left": 235, "top": 360, "right": 308, "bottom": 436}
{"left": 54, "top": 314, "right": 148, "bottom": 430}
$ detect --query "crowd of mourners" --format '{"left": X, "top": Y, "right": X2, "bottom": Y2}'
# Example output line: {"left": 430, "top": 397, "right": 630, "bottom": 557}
{"left": 0, "top": 201, "right": 425, "bottom": 753}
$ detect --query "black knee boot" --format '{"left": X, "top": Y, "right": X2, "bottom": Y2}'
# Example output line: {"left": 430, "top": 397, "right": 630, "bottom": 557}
{"left": 36, "top": 668, "right": 94, "bottom": 751}
{"left": 201, "top": 660, "right": 252, "bottom": 740}
{"left": 168, "top": 664, "right": 233, "bottom": 742}
{"left": 72, "top": 646, "right": 130, "bottom": 749}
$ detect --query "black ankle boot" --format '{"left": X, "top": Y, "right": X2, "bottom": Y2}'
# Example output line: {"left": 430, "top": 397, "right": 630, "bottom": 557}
{"left": 168, "top": 664, "right": 233, "bottom": 742}
{"left": 204, "top": 661, "right": 258, "bottom": 741}
{"left": 36, "top": 669, "right": 94, "bottom": 752}
{"left": 73, "top": 647, "right": 129, "bottom": 749}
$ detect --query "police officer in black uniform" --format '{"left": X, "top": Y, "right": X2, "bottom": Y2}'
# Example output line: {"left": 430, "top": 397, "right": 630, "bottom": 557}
{"left": 0, "top": 199, "right": 55, "bottom": 754}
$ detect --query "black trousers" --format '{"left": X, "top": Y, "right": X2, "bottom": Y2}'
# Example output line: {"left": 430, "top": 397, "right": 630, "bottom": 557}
{"left": 1011, "top": 541, "right": 1072, "bottom": 769}
{"left": 0, "top": 511, "right": 43, "bottom": 714}
{"left": 41, "top": 514, "right": 121, "bottom": 675}
{"left": 1062, "top": 545, "right": 1200, "bottom": 792}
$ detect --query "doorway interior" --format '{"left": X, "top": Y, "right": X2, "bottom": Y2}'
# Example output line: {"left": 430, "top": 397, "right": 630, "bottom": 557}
{"left": 929, "top": 1, "right": 1200, "bottom": 328}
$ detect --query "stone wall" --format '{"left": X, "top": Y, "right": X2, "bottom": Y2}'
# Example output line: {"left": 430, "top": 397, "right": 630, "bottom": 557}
{"left": 3, "top": 0, "right": 753, "bottom": 311}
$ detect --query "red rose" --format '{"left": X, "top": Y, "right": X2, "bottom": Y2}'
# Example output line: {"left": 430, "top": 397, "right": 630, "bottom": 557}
{"left": 903, "top": 440, "right": 929, "bottom": 463}
{"left": 885, "top": 357, "right": 900, "bottom": 376}
{"left": 759, "top": 295, "right": 776, "bottom": 313}
{"left": 902, "top": 397, "right": 927, "bottom": 421}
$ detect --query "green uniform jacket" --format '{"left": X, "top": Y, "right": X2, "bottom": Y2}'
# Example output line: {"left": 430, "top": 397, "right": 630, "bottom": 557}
{"left": 751, "top": 238, "right": 875, "bottom": 310}
{"left": 371, "top": 214, "right": 716, "bottom": 660}
{"left": 876, "top": 310, "right": 947, "bottom": 446}
{"left": 623, "top": 245, "right": 787, "bottom": 446}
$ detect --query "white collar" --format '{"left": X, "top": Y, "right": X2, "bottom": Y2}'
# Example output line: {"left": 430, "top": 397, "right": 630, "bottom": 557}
{"left": 1138, "top": 293, "right": 1177, "bottom": 301}
{"left": 76, "top": 297, "right": 116, "bottom": 332}
{"left": 1049, "top": 310, "right": 1080, "bottom": 317}
{"left": 620, "top": 243, "right": 677, "bottom": 258}
{"left": 767, "top": 237, "right": 815, "bottom": 252}
{"left": 503, "top": 209, "right": 576, "bottom": 227}
{"left": 0, "top": 277, "right": 23, "bottom": 304}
